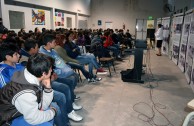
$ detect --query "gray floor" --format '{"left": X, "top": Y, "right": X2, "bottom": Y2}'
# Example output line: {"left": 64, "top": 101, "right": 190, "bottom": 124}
{"left": 71, "top": 50, "right": 194, "bottom": 126}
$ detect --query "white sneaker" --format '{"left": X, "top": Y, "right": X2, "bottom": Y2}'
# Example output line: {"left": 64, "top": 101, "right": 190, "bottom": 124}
{"left": 68, "top": 110, "right": 83, "bottom": 122}
{"left": 87, "top": 78, "right": 96, "bottom": 83}
{"left": 73, "top": 102, "right": 82, "bottom": 110}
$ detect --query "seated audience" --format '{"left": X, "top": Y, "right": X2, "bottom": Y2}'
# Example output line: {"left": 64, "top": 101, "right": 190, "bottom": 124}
{"left": 64, "top": 32, "right": 107, "bottom": 78}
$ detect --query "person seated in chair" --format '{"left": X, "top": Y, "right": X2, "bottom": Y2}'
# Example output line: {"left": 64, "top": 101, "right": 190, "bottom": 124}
{"left": 20, "top": 39, "right": 83, "bottom": 124}
{"left": 54, "top": 34, "right": 101, "bottom": 83}
{"left": 64, "top": 32, "right": 107, "bottom": 77}
{"left": 0, "top": 53, "right": 57, "bottom": 126}
{"left": 103, "top": 30, "right": 122, "bottom": 61}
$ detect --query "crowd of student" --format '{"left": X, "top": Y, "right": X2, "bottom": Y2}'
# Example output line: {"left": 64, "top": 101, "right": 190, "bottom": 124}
{"left": 0, "top": 26, "right": 133, "bottom": 126}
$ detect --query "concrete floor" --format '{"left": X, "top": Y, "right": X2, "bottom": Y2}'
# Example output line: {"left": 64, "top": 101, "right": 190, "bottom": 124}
{"left": 71, "top": 50, "right": 194, "bottom": 126}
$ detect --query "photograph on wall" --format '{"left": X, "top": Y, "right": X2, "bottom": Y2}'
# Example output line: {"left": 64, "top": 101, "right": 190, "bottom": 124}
{"left": 172, "top": 14, "right": 183, "bottom": 65}
{"left": 185, "top": 11, "right": 194, "bottom": 83}
{"left": 190, "top": 21, "right": 194, "bottom": 34}
{"left": 191, "top": 61, "right": 194, "bottom": 87}
{"left": 178, "top": 13, "right": 191, "bottom": 72}
{"left": 32, "top": 9, "right": 45, "bottom": 25}
{"left": 162, "top": 17, "right": 170, "bottom": 55}
{"left": 98, "top": 20, "right": 102, "bottom": 26}
{"left": 147, "top": 20, "right": 154, "bottom": 29}
{"left": 184, "top": 24, "right": 190, "bottom": 35}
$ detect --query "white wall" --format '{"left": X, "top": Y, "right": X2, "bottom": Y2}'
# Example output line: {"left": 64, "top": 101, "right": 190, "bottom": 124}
{"left": 1, "top": 0, "right": 51, "bottom": 33}
{"left": 1, "top": 0, "right": 91, "bottom": 31}
{"left": 13, "top": 0, "right": 91, "bottom": 15}
{"left": 89, "top": 0, "right": 165, "bottom": 34}
{"left": 0, "top": 0, "right": 2, "bottom": 18}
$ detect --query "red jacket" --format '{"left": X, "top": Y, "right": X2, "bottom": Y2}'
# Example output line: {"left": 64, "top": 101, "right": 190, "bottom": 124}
{"left": 103, "top": 35, "right": 113, "bottom": 48}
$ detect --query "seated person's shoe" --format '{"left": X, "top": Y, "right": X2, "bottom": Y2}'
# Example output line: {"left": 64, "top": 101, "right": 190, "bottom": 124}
{"left": 68, "top": 110, "right": 83, "bottom": 122}
{"left": 94, "top": 77, "right": 102, "bottom": 81}
{"left": 74, "top": 95, "right": 81, "bottom": 101}
{"left": 87, "top": 78, "right": 96, "bottom": 83}
{"left": 97, "top": 68, "right": 107, "bottom": 75}
{"left": 73, "top": 102, "right": 82, "bottom": 110}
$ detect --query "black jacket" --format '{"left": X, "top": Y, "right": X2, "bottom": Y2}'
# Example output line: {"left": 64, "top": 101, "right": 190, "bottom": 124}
{"left": 0, "top": 70, "right": 41, "bottom": 125}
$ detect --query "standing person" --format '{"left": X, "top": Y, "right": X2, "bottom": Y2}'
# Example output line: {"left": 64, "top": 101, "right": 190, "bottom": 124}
{"left": 155, "top": 24, "right": 163, "bottom": 56}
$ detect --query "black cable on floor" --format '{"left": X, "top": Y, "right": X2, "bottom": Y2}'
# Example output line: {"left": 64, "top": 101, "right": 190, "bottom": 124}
{"left": 133, "top": 49, "right": 174, "bottom": 126}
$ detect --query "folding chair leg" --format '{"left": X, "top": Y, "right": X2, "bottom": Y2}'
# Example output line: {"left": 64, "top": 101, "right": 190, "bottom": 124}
{"left": 112, "top": 62, "right": 116, "bottom": 73}
{"left": 108, "top": 65, "right": 111, "bottom": 76}
{"left": 78, "top": 70, "right": 82, "bottom": 82}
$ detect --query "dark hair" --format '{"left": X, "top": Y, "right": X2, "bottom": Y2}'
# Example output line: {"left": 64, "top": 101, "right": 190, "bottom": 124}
{"left": 24, "top": 39, "right": 38, "bottom": 52}
{"left": 27, "top": 53, "right": 54, "bottom": 77}
{"left": 42, "top": 34, "right": 56, "bottom": 45}
{"left": 0, "top": 43, "right": 19, "bottom": 61}
{"left": 158, "top": 24, "right": 162, "bottom": 28}
{"left": 42, "top": 28, "right": 46, "bottom": 33}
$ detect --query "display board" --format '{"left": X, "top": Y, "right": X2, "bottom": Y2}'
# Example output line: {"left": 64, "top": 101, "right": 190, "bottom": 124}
{"left": 161, "top": 17, "right": 170, "bottom": 55}
{"left": 185, "top": 10, "right": 194, "bottom": 83}
{"left": 171, "top": 13, "right": 184, "bottom": 65}
{"left": 178, "top": 12, "right": 192, "bottom": 72}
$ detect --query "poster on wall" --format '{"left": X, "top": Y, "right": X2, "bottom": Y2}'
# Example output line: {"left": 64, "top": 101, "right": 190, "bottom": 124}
{"left": 185, "top": 10, "right": 194, "bottom": 83}
{"left": 32, "top": 9, "right": 45, "bottom": 25}
{"left": 178, "top": 12, "right": 192, "bottom": 72}
{"left": 105, "top": 21, "right": 113, "bottom": 29}
{"left": 55, "top": 12, "right": 64, "bottom": 27}
{"left": 147, "top": 20, "right": 154, "bottom": 29}
{"left": 161, "top": 17, "right": 170, "bottom": 55}
{"left": 171, "top": 13, "right": 184, "bottom": 65}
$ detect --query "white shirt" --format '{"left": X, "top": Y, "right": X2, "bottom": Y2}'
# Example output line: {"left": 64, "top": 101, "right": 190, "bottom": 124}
{"left": 155, "top": 27, "right": 163, "bottom": 40}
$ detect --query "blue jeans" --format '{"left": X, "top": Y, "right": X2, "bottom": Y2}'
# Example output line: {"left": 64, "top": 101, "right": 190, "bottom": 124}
{"left": 52, "top": 81, "right": 73, "bottom": 113}
{"left": 107, "top": 44, "right": 120, "bottom": 57}
{"left": 67, "top": 62, "right": 91, "bottom": 79}
{"left": 53, "top": 92, "right": 69, "bottom": 126}
{"left": 56, "top": 73, "right": 78, "bottom": 102}
{"left": 76, "top": 53, "right": 100, "bottom": 76}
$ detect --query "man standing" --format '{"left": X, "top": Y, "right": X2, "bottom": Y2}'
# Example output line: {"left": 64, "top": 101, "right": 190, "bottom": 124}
{"left": 155, "top": 24, "right": 163, "bottom": 56}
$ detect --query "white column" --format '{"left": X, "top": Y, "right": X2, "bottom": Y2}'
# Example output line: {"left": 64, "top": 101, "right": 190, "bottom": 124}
{"left": 50, "top": 8, "right": 55, "bottom": 30}
{"left": 75, "top": 12, "right": 78, "bottom": 29}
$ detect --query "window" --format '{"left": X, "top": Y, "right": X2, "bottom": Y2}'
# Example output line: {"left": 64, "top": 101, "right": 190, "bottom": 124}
{"left": 9, "top": 11, "right": 25, "bottom": 29}
{"left": 66, "top": 17, "right": 72, "bottom": 28}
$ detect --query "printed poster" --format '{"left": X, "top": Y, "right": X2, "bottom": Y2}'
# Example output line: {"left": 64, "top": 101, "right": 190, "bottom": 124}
{"left": 190, "top": 59, "right": 194, "bottom": 91}
{"left": 162, "top": 17, "right": 170, "bottom": 55}
{"left": 32, "top": 9, "right": 45, "bottom": 25}
{"left": 178, "top": 13, "right": 191, "bottom": 72}
{"left": 172, "top": 14, "right": 183, "bottom": 65}
{"left": 55, "top": 12, "right": 64, "bottom": 27}
{"left": 185, "top": 10, "right": 194, "bottom": 83}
